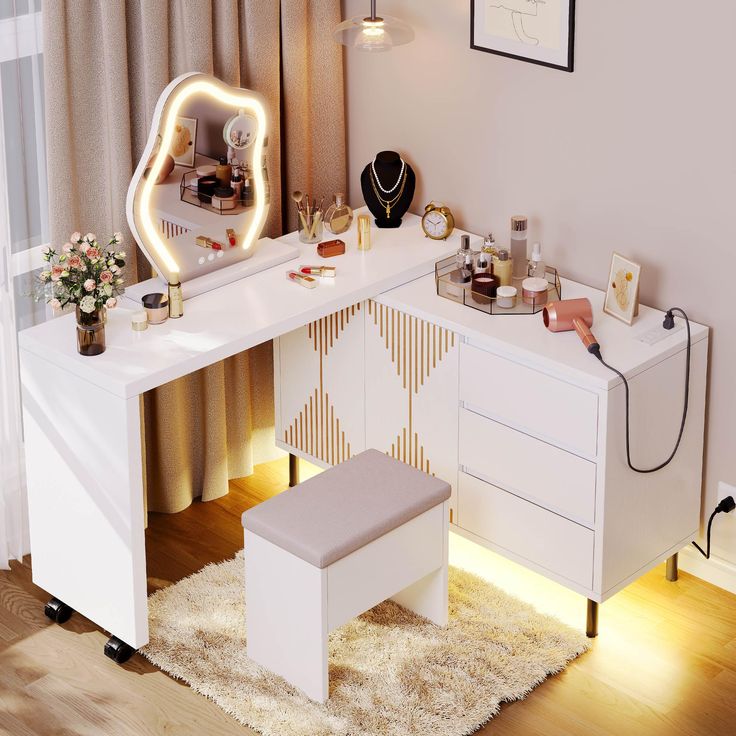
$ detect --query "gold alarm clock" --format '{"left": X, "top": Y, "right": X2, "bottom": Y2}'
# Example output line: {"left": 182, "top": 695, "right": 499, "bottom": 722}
{"left": 421, "top": 201, "right": 455, "bottom": 240}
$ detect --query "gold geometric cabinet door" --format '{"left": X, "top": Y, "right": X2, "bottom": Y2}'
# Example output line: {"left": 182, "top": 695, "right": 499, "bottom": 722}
{"left": 365, "top": 300, "right": 459, "bottom": 522}
{"left": 275, "top": 303, "right": 365, "bottom": 466}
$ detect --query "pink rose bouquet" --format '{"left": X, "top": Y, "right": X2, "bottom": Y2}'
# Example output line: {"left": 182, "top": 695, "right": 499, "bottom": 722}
{"left": 40, "top": 231, "right": 126, "bottom": 313}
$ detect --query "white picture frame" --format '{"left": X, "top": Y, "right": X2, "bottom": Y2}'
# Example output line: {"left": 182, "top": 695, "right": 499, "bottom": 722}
{"left": 170, "top": 116, "right": 197, "bottom": 167}
{"left": 471, "top": 0, "right": 575, "bottom": 72}
{"left": 603, "top": 252, "right": 641, "bottom": 326}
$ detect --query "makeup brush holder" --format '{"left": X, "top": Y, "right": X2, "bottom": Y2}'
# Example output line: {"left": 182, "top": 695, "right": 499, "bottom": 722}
{"left": 435, "top": 254, "right": 562, "bottom": 316}
{"left": 298, "top": 213, "right": 323, "bottom": 244}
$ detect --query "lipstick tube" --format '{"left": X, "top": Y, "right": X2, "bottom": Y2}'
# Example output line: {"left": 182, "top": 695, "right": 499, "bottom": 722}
{"left": 300, "top": 265, "right": 336, "bottom": 277}
{"left": 287, "top": 270, "right": 317, "bottom": 289}
{"left": 196, "top": 235, "right": 224, "bottom": 251}
{"left": 226, "top": 228, "right": 237, "bottom": 248}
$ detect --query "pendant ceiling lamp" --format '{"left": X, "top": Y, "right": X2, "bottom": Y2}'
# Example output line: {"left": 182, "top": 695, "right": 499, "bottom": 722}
{"left": 333, "top": 1, "right": 414, "bottom": 52}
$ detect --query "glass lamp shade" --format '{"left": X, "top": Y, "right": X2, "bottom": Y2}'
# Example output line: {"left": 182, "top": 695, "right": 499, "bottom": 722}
{"left": 333, "top": 15, "right": 414, "bottom": 52}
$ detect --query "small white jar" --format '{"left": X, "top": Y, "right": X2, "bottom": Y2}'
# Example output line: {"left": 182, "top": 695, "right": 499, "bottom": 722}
{"left": 496, "top": 285, "right": 517, "bottom": 309}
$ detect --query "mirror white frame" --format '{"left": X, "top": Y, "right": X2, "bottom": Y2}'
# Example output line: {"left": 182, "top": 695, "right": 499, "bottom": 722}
{"left": 126, "top": 72, "right": 296, "bottom": 298}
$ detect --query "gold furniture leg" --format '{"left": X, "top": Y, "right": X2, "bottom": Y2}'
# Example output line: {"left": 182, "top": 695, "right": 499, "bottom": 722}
{"left": 586, "top": 599, "right": 599, "bottom": 638}
{"left": 289, "top": 453, "right": 299, "bottom": 488}
{"left": 666, "top": 552, "right": 679, "bottom": 582}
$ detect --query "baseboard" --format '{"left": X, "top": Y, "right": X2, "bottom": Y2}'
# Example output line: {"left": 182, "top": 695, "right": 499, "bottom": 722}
{"left": 679, "top": 546, "right": 736, "bottom": 595}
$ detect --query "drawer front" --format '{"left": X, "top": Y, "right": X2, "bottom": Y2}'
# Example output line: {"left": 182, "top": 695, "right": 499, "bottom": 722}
{"left": 459, "top": 342, "right": 599, "bottom": 458}
{"left": 459, "top": 408, "right": 596, "bottom": 527}
{"left": 458, "top": 472, "right": 594, "bottom": 589}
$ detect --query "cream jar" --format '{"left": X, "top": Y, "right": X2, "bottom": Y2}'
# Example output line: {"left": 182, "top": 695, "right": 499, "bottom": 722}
{"left": 212, "top": 185, "right": 236, "bottom": 211}
{"left": 496, "top": 285, "right": 517, "bottom": 309}
{"left": 196, "top": 164, "right": 216, "bottom": 177}
{"left": 522, "top": 277, "right": 549, "bottom": 306}
{"left": 142, "top": 292, "right": 169, "bottom": 325}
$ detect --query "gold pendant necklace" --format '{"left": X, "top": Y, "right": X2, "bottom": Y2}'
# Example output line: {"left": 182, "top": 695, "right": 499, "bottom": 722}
{"left": 369, "top": 168, "right": 407, "bottom": 218}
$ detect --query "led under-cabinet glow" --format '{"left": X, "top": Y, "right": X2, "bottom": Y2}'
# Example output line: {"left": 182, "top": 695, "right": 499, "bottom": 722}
{"left": 137, "top": 76, "right": 268, "bottom": 277}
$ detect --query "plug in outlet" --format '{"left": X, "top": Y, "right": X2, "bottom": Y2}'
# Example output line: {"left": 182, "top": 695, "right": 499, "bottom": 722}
{"left": 718, "top": 481, "right": 736, "bottom": 504}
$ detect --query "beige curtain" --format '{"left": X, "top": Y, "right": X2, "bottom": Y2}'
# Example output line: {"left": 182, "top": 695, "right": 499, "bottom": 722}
{"left": 43, "top": 1, "right": 346, "bottom": 512}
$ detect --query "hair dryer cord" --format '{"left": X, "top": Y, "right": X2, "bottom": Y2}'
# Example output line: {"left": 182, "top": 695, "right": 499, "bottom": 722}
{"left": 590, "top": 308, "right": 692, "bottom": 474}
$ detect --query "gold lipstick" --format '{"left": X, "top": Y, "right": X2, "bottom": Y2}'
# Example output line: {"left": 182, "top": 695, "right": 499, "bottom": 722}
{"left": 287, "top": 270, "right": 317, "bottom": 289}
{"left": 300, "top": 265, "right": 336, "bottom": 277}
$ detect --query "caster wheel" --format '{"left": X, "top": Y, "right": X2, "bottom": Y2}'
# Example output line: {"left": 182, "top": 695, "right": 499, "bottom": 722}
{"left": 104, "top": 636, "right": 135, "bottom": 664}
{"left": 44, "top": 598, "right": 73, "bottom": 624}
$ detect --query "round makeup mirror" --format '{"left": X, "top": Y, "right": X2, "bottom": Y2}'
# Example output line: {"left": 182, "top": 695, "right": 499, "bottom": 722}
{"left": 223, "top": 109, "right": 258, "bottom": 150}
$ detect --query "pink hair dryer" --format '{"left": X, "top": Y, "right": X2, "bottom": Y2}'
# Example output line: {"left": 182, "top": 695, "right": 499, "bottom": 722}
{"left": 543, "top": 298, "right": 600, "bottom": 353}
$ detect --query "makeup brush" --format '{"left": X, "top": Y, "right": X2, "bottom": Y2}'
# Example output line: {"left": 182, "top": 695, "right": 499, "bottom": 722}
{"left": 291, "top": 190, "right": 304, "bottom": 212}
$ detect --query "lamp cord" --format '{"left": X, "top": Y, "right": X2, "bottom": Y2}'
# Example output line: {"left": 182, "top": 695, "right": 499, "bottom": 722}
{"left": 591, "top": 308, "right": 691, "bottom": 474}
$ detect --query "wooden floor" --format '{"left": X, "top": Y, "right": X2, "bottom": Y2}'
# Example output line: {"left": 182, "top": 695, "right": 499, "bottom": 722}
{"left": 1, "top": 457, "right": 735, "bottom": 736}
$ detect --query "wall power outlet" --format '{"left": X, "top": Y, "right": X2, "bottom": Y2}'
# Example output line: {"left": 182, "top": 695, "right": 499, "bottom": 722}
{"left": 718, "top": 481, "right": 736, "bottom": 503}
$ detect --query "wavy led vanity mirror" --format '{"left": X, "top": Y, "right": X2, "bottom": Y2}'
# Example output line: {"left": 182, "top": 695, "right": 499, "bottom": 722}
{"left": 126, "top": 73, "right": 297, "bottom": 298}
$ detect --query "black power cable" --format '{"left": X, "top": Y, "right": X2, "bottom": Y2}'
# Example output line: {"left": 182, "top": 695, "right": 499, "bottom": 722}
{"left": 692, "top": 497, "right": 736, "bottom": 559}
{"left": 589, "top": 307, "right": 691, "bottom": 474}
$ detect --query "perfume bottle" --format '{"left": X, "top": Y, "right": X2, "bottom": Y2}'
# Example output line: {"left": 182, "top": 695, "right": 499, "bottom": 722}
{"left": 528, "top": 242, "right": 546, "bottom": 279}
{"left": 457, "top": 234, "right": 471, "bottom": 270}
{"left": 230, "top": 167, "right": 243, "bottom": 200}
{"left": 168, "top": 276, "right": 183, "bottom": 319}
{"left": 324, "top": 193, "right": 354, "bottom": 235}
{"left": 482, "top": 233, "right": 496, "bottom": 256}
{"left": 510, "top": 215, "right": 528, "bottom": 283}
{"left": 493, "top": 249, "right": 513, "bottom": 286}
{"left": 242, "top": 165, "right": 253, "bottom": 207}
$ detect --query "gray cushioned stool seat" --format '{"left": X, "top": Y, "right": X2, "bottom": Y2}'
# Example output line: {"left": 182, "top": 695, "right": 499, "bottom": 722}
{"left": 242, "top": 449, "right": 451, "bottom": 569}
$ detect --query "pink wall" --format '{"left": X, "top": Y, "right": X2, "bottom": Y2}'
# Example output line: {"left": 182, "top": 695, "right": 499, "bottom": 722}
{"left": 344, "top": 0, "right": 736, "bottom": 575}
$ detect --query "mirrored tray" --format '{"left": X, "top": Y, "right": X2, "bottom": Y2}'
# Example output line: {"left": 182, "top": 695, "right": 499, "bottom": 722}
{"left": 435, "top": 253, "right": 562, "bottom": 316}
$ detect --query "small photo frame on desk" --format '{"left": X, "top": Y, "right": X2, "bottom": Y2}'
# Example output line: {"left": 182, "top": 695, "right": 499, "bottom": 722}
{"left": 603, "top": 252, "right": 641, "bottom": 325}
{"left": 470, "top": 0, "right": 576, "bottom": 73}
{"left": 170, "top": 116, "right": 197, "bottom": 167}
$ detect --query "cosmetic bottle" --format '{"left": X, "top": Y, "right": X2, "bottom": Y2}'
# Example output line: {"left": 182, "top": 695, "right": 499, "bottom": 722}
{"left": 231, "top": 168, "right": 243, "bottom": 201}
{"left": 216, "top": 156, "right": 232, "bottom": 187}
{"left": 168, "top": 277, "right": 183, "bottom": 319}
{"left": 476, "top": 249, "right": 489, "bottom": 274}
{"left": 457, "top": 234, "right": 471, "bottom": 270}
{"left": 510, "top": 215, "right": 528, "bottom": 283}
{"left": 243, "top": 166, "right": 254, "bottom": 207}
{"left": 493, "top": 249, "right": 513, "bottom": 286}
{"left": 324, "top": 193, "right": 354, "bottom": 235}
{"left": 482, "top": 233, "right": 496, "bottom": 256}
{"left": 528, "top": 242, "right": 546, "bottom": 279}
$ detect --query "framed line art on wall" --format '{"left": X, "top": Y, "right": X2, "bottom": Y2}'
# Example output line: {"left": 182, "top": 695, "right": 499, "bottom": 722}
{"left": 470, "top": 0, "right": 576, "bottom": 72}
{"left": 604, "top": 252, "right": 641, "bottom": 325}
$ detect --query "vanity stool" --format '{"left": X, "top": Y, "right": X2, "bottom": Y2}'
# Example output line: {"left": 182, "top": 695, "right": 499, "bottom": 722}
{"left": 242, "top": 449, "right": 451, "bottom": 703}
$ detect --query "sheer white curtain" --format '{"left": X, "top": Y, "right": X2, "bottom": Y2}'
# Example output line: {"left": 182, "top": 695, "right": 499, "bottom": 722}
{"left": 0, "top": 0, "right": 45, "bottom": 568}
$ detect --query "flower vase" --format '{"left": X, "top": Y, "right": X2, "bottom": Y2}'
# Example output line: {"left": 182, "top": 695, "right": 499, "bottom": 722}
{"left": 75, "top": 306, "right": 106, "bottom": 356}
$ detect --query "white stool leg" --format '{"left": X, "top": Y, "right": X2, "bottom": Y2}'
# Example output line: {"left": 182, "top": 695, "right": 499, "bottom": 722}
{"left": 391, "top": 501, "right": 449, "bottom": 626}
{"left": 245, "top": 532, "right": 329, "bottom": 702}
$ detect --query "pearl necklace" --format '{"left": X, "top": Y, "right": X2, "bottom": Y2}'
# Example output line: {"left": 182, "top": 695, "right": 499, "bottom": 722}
{"left": 371, "top": 157, "right": 405, "bottom": 195}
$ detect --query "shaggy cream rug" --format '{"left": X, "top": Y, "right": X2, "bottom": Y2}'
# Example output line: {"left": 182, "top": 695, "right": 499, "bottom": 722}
{"left": 144, "top": 552, "right": 589, "bottom": 736}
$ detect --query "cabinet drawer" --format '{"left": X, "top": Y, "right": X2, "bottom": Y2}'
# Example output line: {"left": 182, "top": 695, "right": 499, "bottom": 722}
{"left": 459, "top": 408, "right": 596, "bottom": 527}
{"left": 459, "top": 342, "right": 599, "bottom": 457}
{"left": 458, "top": 472, "right": 594, "bottom": 589}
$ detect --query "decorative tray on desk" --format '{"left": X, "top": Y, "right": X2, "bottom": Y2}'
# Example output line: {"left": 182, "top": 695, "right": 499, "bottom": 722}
{"left": 179, "top": 170, "right": 253, "bottom": 216}
{"left": 434, "top": 254, "right": 562, "bottom": 316}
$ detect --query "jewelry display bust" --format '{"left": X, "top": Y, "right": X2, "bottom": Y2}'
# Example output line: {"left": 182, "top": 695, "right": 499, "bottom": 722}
{"left": 361, "top": 150, "right": 416, "bottom": 228}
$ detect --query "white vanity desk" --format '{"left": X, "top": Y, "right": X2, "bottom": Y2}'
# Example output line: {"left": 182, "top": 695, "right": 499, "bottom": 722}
{"left": 19, "top": 212, "right": 708, "bottom": 658}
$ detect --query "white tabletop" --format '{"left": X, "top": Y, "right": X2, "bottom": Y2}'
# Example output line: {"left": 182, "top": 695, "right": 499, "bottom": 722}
{"left": 375, "top": 274, "right": 708, "bottom": 391}
{"left": 19, "top": 211, "right": 475, "bottom": 399}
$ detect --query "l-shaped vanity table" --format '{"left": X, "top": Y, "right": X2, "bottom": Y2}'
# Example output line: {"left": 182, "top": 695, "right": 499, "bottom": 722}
{"left": 19, "top": 210, "right": 708, "bottom": 660}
